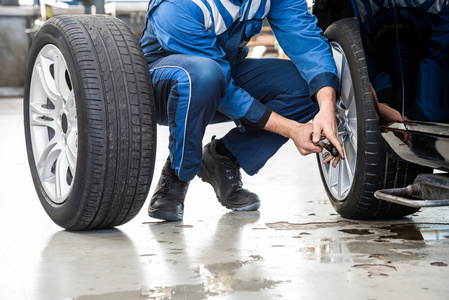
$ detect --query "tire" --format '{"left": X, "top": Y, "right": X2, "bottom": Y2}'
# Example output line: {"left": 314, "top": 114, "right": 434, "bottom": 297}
{"left": 318, "top": 18, "right": 423, "bottom": 219}
{"left": 24, "top": 15, "right": 157, "bottom": 230}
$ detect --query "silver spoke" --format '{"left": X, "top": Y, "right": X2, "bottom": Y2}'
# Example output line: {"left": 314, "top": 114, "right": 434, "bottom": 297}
{"left": 36, "top": 138, "right": 58, "bottom": 174}
{"left": 340, "top": 66, "right": 354, "bottom": 109}
{"left": 29, "top": 102, "right": 58, "bottom": 128}
{"left": 54, "top": 52, "right": 71, "bottom": 100}
{"left": 54, "top": 150, "right": 71, "bottom": 201}
{"left": 35, "top": 54, "right": 60, "bottom": 102}
{"left": 66, "top": 130, "right": 77, "bottom": 173}
{"left": 338, "top": 160, "right": 345, "bottom": 199}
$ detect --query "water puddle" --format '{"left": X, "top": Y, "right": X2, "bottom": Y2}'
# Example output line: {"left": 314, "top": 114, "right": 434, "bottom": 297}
{"left": 141, "top": 257, "right": 287, "bottom": 299}
{"left": 265, "top": 220, "right": 356, "bottom": 230}
{"left": 266, "top": 221, "right": 449, "bottom": 242}
{"left": 194, "top": 257, "right": 286, "bottom": 295}
{"left": 352, "top": 264, "right": 397, "bottom": 278}
{"left": 380, "top": 224, "right": 449, "bottom": 241}
{"left": 379, "top": 224, "right": 424, "bottom": 240}
{"left": 339, "top": 229, "right": 374, "bottom": 235}
{"left": 420, "top": 228, "right": 449, "bottom": 241}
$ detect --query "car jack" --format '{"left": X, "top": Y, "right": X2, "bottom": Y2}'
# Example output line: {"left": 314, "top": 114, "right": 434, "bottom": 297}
{"left": 375, "top": 174, "right": 449, "bottom": 208}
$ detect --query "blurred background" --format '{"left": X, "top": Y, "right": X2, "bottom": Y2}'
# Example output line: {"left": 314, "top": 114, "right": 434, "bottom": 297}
{"left": 0, "top": 0, "right": 289, "bottom": 98}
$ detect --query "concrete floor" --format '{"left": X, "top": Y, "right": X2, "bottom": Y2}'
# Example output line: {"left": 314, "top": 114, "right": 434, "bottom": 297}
{"left": 1, "top": 97, "right": 449, "bottom": 300}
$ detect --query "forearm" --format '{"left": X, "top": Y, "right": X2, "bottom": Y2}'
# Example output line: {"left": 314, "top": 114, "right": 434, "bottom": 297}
{"left": 316, "top": 86, "right": 337, "bottom": 111}
{"left": 263, "top": 111, "right": 301, "bottom": 139}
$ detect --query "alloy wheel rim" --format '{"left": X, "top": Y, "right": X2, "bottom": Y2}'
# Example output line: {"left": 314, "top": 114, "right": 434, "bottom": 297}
{"left": 29, "top": 44, "right": 77, "bottom": 204}
{"left": 319, "top": 41, "right": 358, "bottom": 201}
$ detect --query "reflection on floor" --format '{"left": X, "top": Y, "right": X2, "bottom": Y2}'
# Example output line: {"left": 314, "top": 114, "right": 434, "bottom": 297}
{"left": 1, "top": 98, "right": 449, "bottom": 300}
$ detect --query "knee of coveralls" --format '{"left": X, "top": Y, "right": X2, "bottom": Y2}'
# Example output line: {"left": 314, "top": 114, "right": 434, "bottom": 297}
{"left": 149, "top": 55, "right": 227, "bottom": 181}
{"left": 222, "top": 58, "right": 319, "bottom": 176}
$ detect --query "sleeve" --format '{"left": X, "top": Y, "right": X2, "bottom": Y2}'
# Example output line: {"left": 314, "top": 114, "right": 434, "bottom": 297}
{"left": 149, "top": 0, "right": 268, "bottom": 123}
{"left": 267, "top": 0, "right": 341, "bottom": 98}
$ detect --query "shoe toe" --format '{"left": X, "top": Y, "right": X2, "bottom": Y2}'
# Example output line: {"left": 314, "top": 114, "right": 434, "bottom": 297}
{"left": 222, "top": 191, "right": 261, "bottom": 211}
{"left": 148, "top": 198, "right": 184, "bottom": 221}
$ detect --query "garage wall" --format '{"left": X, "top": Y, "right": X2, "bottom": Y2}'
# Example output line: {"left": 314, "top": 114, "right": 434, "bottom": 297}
{"left": 0, "top": 6, "right": 37, "bottom": 94}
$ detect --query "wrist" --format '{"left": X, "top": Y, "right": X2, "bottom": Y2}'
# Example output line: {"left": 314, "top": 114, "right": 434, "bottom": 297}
{"left": 316, "top": 86, "right": 337, "bottom": 108}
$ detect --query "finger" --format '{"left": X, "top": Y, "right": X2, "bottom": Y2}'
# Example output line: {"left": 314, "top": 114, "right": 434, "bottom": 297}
{"left": 296, "top": 139, "right": 322, "bottom": 156}
{"left": 322, "top": 153, "right": 333, "bottom": 164}
{"left": 332, "top": 155, "right": 341, "bottom": 168}
{"left": 311, "top": 126, "right": 322, "bottom": 144}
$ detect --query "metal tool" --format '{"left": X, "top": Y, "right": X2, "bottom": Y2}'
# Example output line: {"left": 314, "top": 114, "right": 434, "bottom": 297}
{"left": 310, "top": 133, "right": 339, "bottom": 158}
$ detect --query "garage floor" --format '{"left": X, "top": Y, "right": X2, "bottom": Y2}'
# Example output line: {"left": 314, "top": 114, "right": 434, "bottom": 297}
{"left": 1, "top": 97, "right": 449, "bottom": 300}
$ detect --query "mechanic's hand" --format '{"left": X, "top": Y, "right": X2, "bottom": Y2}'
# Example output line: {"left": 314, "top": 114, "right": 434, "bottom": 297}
{"left": 263, "top": 112, "right": 322, "bottom": 156}
{"left": 290, "top": 123, "right": 323, "bottom": 156}
{"left": 370, "top": 84, "right": 408, "bottom": 125}
{"left": 313, "top": 87, "right": 344, "bottom": 168}
{"left": 263, "top": 105, "right": 343, "bottom": 163}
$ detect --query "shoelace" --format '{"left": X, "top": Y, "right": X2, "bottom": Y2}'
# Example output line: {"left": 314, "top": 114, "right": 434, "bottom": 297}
{"left": 221, "top": 158, "right": 243, "bottom": 191}
{"left": 159, "top": 168, "right": 187, "bottom": 192}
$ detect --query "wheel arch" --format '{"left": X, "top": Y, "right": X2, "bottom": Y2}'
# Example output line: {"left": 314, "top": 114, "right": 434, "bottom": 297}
{"left": 312, "top": 0, "right": 356, "bottom": 32}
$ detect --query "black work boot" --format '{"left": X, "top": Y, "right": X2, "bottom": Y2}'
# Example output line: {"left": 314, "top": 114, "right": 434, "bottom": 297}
{"left": 148, "top": 158, "right": 189, "bottom": 221}
{"left": 198, "top": 138, "right": 260, "bottom": 211}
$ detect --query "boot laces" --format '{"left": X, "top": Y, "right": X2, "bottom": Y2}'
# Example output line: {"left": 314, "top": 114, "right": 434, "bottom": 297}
{"left": 221, "top": 159, "right": 243, "bottom": 191}
{"left": 160, "top": 167, "right": 187, "bottom": 192}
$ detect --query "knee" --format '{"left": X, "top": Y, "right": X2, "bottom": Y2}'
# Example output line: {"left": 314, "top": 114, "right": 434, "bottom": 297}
{"left": 185, "top": 57, "right": 227, "bottom": 100}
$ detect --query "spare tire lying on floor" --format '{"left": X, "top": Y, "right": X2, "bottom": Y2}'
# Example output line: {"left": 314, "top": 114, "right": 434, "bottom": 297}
{"left": 24, "top": 15, "right": 157, "bottom": 230}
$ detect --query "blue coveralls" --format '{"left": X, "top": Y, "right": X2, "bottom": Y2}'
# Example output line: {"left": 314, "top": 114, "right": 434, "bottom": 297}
{"left": 353, "top": 0, "right": 449, "bottom": 121}
{"left": 140, "top": 0, "right": 340, "bottom": 181}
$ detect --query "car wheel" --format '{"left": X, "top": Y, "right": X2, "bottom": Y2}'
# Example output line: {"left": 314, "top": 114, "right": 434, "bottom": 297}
{"left": 318, "top": 18, "right": 422, "bottom": 219}
{"left": 24, "top": 15, "right": 156, "bottom": 230}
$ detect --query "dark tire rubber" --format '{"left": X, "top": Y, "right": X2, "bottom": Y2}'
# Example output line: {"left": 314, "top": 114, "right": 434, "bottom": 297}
{"left": 320, "top": 18, "right": 425, "bottom": 219}
{"left": 24, "top": 15, "right": 156, "bottom": 230}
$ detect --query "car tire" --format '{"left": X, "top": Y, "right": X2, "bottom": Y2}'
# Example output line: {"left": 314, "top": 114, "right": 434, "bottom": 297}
{"left": 318, "top": 17, "right": 425, "bottom": 219}
{"left": 24, "top": 15, "right": 156, "bottom": 230}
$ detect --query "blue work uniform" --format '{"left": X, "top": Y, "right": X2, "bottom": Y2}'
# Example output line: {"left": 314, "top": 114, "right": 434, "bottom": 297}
{"left": 140, "top": 0, "right": 340, "bottom": 181}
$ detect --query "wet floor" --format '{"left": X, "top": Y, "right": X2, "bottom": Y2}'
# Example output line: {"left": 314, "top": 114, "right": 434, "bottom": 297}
{"left": 1, "top": 98, "right": 449, "bottom": 300}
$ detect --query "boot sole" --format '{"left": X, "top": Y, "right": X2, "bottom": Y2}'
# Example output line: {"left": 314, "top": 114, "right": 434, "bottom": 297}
{"left": 149, "top": 209, "right": 183, "bottom": 221}
{"left": 198, "top": 162, "right": 261, "bottom": 211}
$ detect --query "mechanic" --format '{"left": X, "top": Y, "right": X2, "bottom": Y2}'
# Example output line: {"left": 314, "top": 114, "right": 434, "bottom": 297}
{"left": 140, "top": 0, "right": 344, "bottom": 221}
